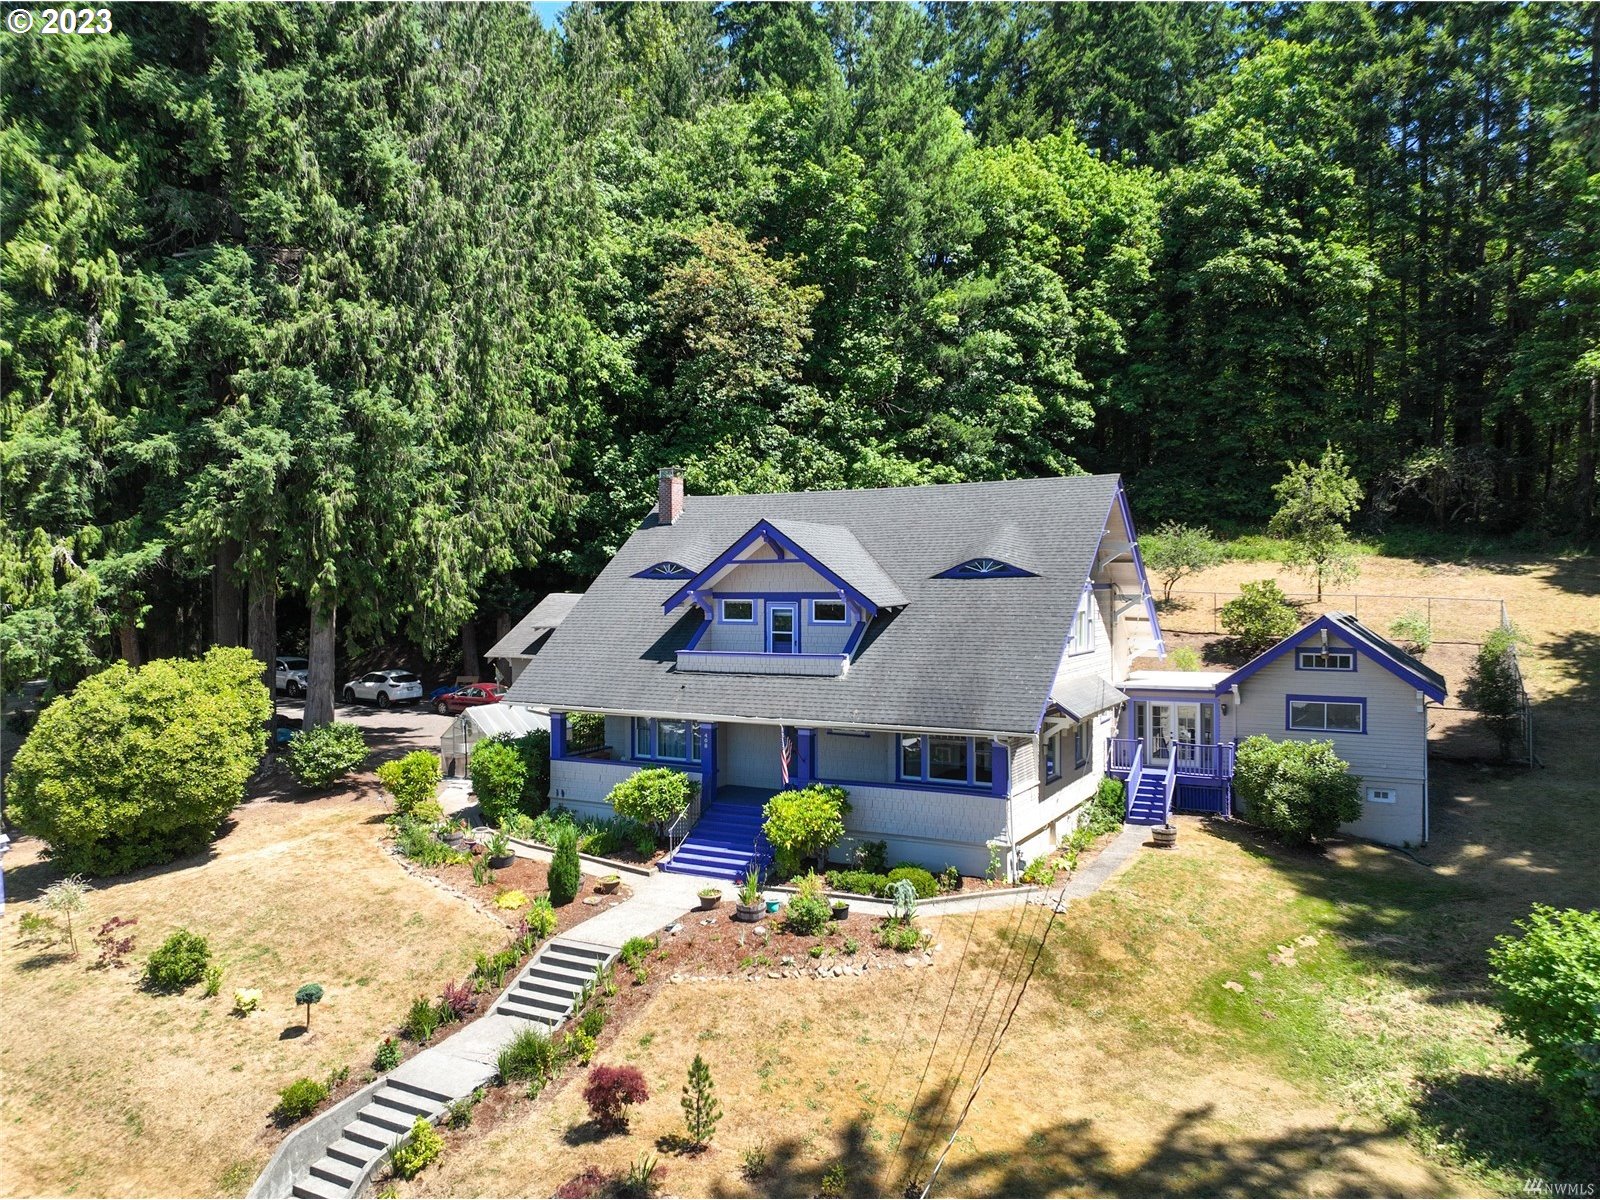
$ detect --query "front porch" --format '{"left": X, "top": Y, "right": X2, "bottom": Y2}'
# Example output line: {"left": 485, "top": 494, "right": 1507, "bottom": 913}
{"left": 1106, "top": 736, "right": 1234, "bottom": 824}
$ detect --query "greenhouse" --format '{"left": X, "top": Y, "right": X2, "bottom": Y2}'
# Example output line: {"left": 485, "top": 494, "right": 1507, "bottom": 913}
{"left": 440, "top": 703, "right": 547, "bottom": 780}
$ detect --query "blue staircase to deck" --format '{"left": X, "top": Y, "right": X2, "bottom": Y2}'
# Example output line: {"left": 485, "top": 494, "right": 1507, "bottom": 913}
{"left": 659, "top": 797, "right": 772, "bottom": 882}
{"left": 1126, "top": 773, "right": 1168, "bottom": 826}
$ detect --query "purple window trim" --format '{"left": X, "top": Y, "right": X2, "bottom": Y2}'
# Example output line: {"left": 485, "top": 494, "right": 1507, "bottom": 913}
{"left": 817, "top": 775, "right": 995, "bottom": 797}
{"left": 1284, "top": 694, "right": 1367, "bottom": 735}
{"left": 933, "top": 559, "right": 1037, "bottom": 579}
{"left": 662, "top": 519, "right": 883, "bottom": 618}
{"left": 719, "top": 598, "right": 756, "bottom": 624}
{"left": 631, "top": 561, "right": 695, "bottom": 580}
{"left": 896, "top": 733, "right": 997, "bottom": 789}
{"left": 1218, "top": 614, "right": 1446, "bottom": 702}
{"left": 810, "top": 598, "right": 848, "bottom": 624}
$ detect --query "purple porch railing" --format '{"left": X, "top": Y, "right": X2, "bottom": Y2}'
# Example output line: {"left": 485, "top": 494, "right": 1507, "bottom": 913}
{"left": 1123, "top": 742, "right": 1145, "bottom": 821}
{"left": 1162, "top": 759, "right": 1177, "bottom": 824}
{"left": 1107, "top": 738, "right": 1141, "bottom": 773}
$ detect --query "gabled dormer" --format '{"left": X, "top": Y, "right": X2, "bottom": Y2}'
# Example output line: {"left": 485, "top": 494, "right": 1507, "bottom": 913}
{"left": 663, "top": 518, "right": 906, "bottom": 677}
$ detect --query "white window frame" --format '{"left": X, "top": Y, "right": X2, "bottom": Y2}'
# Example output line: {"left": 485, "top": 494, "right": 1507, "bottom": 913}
{"left": 1297, "top": 648, "right": 1355, "bottom": 671}
{"left": 1070, "top": 592, "right": 1096, "bottom": 655}
{"left": 810, "top": 598, "right": 848, "bottom": 624}
{"left": 1043, "top": 732, "right": 1061, "bottom": 782}
{"left": 1366, "top": 787, "right": 1397, "bottom": 805}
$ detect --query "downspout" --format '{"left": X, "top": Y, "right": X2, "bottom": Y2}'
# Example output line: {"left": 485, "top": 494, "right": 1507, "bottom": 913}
{"left": 1422, "top": 698, "right": 1431, "bottom": 846}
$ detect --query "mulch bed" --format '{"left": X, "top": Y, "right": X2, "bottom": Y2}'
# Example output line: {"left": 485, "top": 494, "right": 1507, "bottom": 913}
{"left": 424, "top": 854, "right": 635, "bottom": 936}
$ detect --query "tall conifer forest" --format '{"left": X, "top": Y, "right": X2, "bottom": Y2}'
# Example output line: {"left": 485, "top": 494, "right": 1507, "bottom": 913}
{"left": 4, "top": 2, "right": 1597, "bottom": 693}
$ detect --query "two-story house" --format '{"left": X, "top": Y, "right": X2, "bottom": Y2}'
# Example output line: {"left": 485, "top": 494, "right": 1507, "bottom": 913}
{"left": 506, "top": 469, "right": 1164, "bottom": 879}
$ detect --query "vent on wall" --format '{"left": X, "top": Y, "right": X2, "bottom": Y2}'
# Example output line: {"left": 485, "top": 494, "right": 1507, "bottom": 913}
{"left": 633, "top": 561, "right": 695, "bottom": 580}
{"left": 935, "top": 558, "right": 1036, "bottom": 579}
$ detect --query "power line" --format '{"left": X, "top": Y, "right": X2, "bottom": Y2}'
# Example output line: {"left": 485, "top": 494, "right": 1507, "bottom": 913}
{"left": 918, "top": 891, "right": 1070, "bottom": 1199}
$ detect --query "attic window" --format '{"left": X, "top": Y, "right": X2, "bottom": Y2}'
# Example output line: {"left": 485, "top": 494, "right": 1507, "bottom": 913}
{"left": 936, "top": 558, "right": 1036, "bottom": 579}
{"left": 634, "top": 561, "right": 694, "bottom": 580}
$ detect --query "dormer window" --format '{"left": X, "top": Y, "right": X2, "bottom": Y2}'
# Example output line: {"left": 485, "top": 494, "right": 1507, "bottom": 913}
{"left": 634, "top": 561, "right": 694, "bottom": 580}
{"left": 937, "top": 558, "right": 1035, "bottom": 579}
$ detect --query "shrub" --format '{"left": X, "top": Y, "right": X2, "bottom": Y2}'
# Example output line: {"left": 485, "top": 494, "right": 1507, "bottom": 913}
{"left": 783, "top": 873, "right": 832, "bottom": 935}
{"left": 395, "top": 820, "right": 468, "bottom": 868}
{"left": 681, "top": 1053, "right": 721, "bottom": 1147}
{"left": 494, "top": 889, "right": 529, "bottom": 910}
{"left": 605, "top": 768, "right": 694, "bottom": 833}
{"left": 145, "top": 929, "right": 211, "bottom": 992}
{"left": 886, "top": 865, "right": 938, "bottom": 899}
{"left": 274, "top": 1076, "right": 328, "bottom": 1124}
{"left": 1388, "top": 609, "right": 1433, "bottom": 655}
{"left": 842, "top": 936, "right": 860, "bottom": 956}
{"left": 620, "top": 936, "right": 657, "bottom": 985}
{"left": 820, "top": 1163, "right": 849, "bottom": 1199}
{"left": 8, "top": 649, "right": 271, "bottom": 874}
{"left": 524, "top": 895, "right": 557, "bottom": 941}
{"left": 498, "top": 1026, "right": 558, "bottom": 1085}
{"left": 879, "top": 919, "right": 924, "bottom": 952}
{"left": 232, "top": 988, "right": 262, "bottom": 1015}
{"left": 762, "top": 784, "right": 851, "bottom": 878}
{"left": 1170, "top": 645, "right": 1202, "bottom": 671}
{"left": 375, "top": 1036, "right": 402, "bottom": 1072}
{"left": 549, "top": 826, "right": 581, "bottom": 906}
{"left": 405, "top": 995, "right": 442, "bottom": 1043}
{"left": 1020, "top": 856, "right": 1059, "bottom": 886}
{"left": 470, "top": 738, "right": 529, "bottom": 828}
{"left": 618, "top": 1152, "right": 662, "bottom": 1199}
{"left": 285, "top": 721, "right": 368, "bottom": 791}
{"left": 203, "top": 962, "right": 223, "bottom": 997}
{"left": 1145, "top": 521, "right": 1224, "bottom": 601}
{"left": 390, "top": 1114, "right": 444, "bottom": 1179}
{"left": 504, "top": 729, "right": 552, "bottom": 811}
{"left": 1087, "top": 776, "right": 1126, "bottom": 836}
{"left": 584, "top": 1064, "right": 649, "bottom": 1131}
{"left": 1488, "top": 905, "right": 1600, "bottom": 1145}
{"left": 561, "top": 1029, "right": 598, "bottom": 1065}
{"left": 444, "top": 1097, "right": 474, "bottom": 1130}
{"left": 854, "top": 840, "right": 888, "bottom": 873}
{"left": 1232, "top": 736, "right": 1362, "bottom": 846}
{"left": 578, "top": 1004, "right": 607, "bottom": 1040}
{"left": 1465, "top": 625, "right": 1525, "bottom": 760}
{"left": 826, "top": 869, "right": 888, "bottom": 897}
{"left": 937, "top": 864, "right": 961, "bottom": 893}
{"left": 473, "top": 947, "right": 518, "bottom": 991}
{"left": 554, "top": 1166, "right": 610, "bottom": 1199}
{"left": 740, "top": 1142, "right": 769, "bottom": 1181}
{"left": 439, "top": 979, "right": 476, "bottom": 1021}
{"left": 92, "top": 915, "right": 137, "bottom": 969}
{"left": 376, "top": 751, "right": 443, "bottom": 819}
{"left": 1219, "top": 580, "right": 1301, "bottom": 656}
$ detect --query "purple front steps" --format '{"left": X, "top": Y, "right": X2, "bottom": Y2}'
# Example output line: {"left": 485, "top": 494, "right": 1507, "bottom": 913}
{"left": 1125, "top": 776, "right": 1167, "bottom": 826}
{"left": 659, "top": 799, "right": 773, "bottom": 882}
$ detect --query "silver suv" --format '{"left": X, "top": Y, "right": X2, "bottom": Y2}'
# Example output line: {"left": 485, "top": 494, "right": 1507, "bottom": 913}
{"left": 340, "top": 669, "right": 424, "bottom": 708}
{"left": 274, "top": 657, "right": 310, "bottom": 697}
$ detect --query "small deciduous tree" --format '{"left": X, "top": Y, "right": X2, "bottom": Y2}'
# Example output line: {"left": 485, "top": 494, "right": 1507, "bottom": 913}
{"left": 606, "top": 768, "right": 694, "bottom": 838}
{"left": 584, "top": 1064, "right": 649, "bottom": 1131}
{"left": 762, "top": 785, "right": 851, "bottom": 878}
{"left": 548, "top": 826, "right": 581, "bottom": 906}
{"left": 284, "top": 722, "right": 369, "bottom": 791}
{"left": 40, "top": 875, "right": 92, "bottom": 956}
{"left": 1487, "top": 904, "right": 1600, "bottom": 1147}
{"left": 1268, "top": 444, "right": 1364, "bottom": 601}
{"left": 376, "top": 751, "right": 444, "bottom": 819}
{"left": 296, "top": 982, "right": 324, "bottom": 1030}
{"left": 1232, "top": 736, "right": 1362, "bottom": 846}
{"left": 1465, "top": 625, "right": 1525, "bottom": 761}
{"left": 681, "top": 1053, "right": 722, "bottom": 1147}
{"left": 92, "top": 915, "right": 138, "bottom": 969}
{"left": 1219, "top": 580, "right": 1301, "bottom": 656}
{"left": 1144, "top": 522, "right": 1225, "bottom": 601}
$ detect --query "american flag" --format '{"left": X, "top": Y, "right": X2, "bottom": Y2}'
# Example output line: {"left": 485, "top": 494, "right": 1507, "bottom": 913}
{"left": 779, "top": 726, "right": 793, "bottom": 785}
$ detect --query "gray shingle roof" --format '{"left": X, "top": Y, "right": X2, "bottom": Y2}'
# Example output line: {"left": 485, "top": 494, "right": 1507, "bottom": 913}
{"left": 486, "top": 592, "right": 583, "bottom": 660}
{"left": 1050, "top": 674, "right": 1127, "bottom": 721}
{"left": 1326, "top": 611, "right": 1448, "bottom": 698}
{"left": 759, "top": 519, "right": 908, "bottom": 609}
{"left": 505, "top": 475, "right": 1124, "bottom": 735}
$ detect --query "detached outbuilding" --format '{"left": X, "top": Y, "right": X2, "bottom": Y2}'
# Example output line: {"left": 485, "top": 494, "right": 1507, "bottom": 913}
{"left": 485, "top": 592, "right": 582, "bottom": 686}
{"left": 439, "top": 703, "right": 548, "bottom": 781}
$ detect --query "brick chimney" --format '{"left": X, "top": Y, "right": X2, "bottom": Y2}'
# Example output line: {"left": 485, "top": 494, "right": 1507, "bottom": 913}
{"left": 658, "top": 467, "right": 685, "bottom": 525}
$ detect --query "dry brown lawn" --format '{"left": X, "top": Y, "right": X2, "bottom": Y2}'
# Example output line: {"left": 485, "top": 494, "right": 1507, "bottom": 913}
{"left": 0, "top": 790, "right": 504, "bottom": 1198}
{"left": 396, "top": 548, "right": 1597, "bottom": 1199}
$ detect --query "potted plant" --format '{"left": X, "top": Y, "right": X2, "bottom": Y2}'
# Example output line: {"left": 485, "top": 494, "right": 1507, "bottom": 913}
{"left": 441, "top": 818, "right": 470, "bottom": 847}
{"left": 830, "top": 897, "right": 850, "bottom": 921}
{"left": 595, "top": 873, "right": 621, "bottom": 895}
{"left": 1152, "top": 823, "right": 1178, "bottom": 849}
{"left": 733, "top": 869, "right": 763, "bottom": 923}
{"left": 485, "top": 830, "right": 515, "bottom": 868}
{"left": 697, "top": 886, "right": 721, "bottom": 911}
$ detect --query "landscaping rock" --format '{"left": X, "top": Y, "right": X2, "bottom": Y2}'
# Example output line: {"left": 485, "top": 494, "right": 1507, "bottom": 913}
{"left": 664, "top": 922, "right": 683, "bottom": 935}
{"left": 583, "top": 896, "right": 602, "bottom": 906}
{"left": 1222, "top": 980, "right": 1245, "bottom": 993}
{"left": 780, "top": 955, "right": 795, "bottom": 967}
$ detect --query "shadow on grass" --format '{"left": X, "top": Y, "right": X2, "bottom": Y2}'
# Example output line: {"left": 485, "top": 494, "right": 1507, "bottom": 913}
{"left": 1414, "top": 1069, "right": 1596, "bottom": 1183}
{"left": 706, "top": 1094, "right": 1452, "bottom": 1198}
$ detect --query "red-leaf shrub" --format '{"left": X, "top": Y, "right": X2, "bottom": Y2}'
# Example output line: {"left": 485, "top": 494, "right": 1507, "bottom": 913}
{"left": 439, "top": 978, "right": 476, "bottom": 1020}
{"left": 583, "top": 1064, "right": 649, "bottom": 1131}
{"left": 553, "top": 1166, "right": 609, "bottom": 1199}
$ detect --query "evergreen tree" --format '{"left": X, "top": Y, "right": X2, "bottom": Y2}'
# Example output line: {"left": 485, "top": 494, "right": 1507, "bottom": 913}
{"left": 681, "top": 1053, "right": 721, "bottom": 1147}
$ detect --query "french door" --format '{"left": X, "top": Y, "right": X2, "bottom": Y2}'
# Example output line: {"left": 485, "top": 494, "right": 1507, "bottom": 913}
{"left": 1136, "top": 702, "right": 1204, "bottom": 766}
{"left": 767, "top": 604, "right": 797, "bottom": 654}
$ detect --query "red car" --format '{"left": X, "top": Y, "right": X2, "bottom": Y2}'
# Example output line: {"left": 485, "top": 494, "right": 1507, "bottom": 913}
{"left": 434, "top": 682, "right": 505, "bottom": 715}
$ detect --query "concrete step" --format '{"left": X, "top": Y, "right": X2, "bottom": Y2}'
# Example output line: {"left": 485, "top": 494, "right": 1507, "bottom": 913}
{"left": 308, "top": 1156, "right": 360, "bottom": 1190}
{"left": 370, "top": 1085, "right": 434, "bottom": 1120}
{"left": 386, "top": 1075, "right": 456, "bottom": 1105}
{"left": 325, "top": 1137, "right": 382, "bottom": 1169}
{"left": 357, "top": 1104, "right": 413, "bottom": 1136}
{"left": 529, "top": 961, "right": 598, "bottom": 987}
{"left": 292, "top": 1178, "right": 343, "bottom": 1200}
{"left": 516, "top": 975, "right": 583, "bottom": 1001}
{"left": 540, "top": 950, "right": 607, "bottom": 976}
{"left": 342, "top": 1118, "right": 400, "bottom": 1151}
{"left": 508, "top": 987, "right": 571, "bottom": 1016}
{"left": 548, "top": 941, "right": 611, "bottom": 962}
{"left": 495, "top": 998, "right": 561, "bottom": 1026}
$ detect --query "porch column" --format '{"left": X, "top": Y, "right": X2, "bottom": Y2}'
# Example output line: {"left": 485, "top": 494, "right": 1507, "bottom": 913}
{"left": 990, "top": 738, "right": 1010, "bottom": 797}
{"left": 796, "top": 728, "right": 815, "bottom": 785}
{"left": 550, "top": 711, "right": 567, "bottom": 760}
{"left": 698, "top": 722, "right": 718, "bottom": 798}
